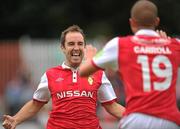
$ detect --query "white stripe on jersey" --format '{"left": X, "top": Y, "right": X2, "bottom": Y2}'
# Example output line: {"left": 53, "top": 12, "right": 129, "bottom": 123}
{"left": 33, "top": 73, "right": 50, "bottom": 102}
{"left": 93, "top": 37, "right": 119, "bottom": 71}
{"left": 98, "top": 72, "right": 117, "bottom": 103}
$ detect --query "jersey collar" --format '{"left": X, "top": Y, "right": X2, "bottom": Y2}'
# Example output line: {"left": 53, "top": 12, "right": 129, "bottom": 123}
{"left": 62, "top": 62, "right": 78, "bottom": 70}
{"left": 135, "top": 29, "right": 160, "bottom": 37}
{"left": 62, "top": 62, "right": 78, "bottom": 83}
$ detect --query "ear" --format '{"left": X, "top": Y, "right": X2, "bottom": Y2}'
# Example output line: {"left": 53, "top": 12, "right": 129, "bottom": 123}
{"left": 155, "top": 17, "right": 160, "bottom": 27}
{"left": 129, "top": 18, "right": 138, "bottom": 26}
{"left": 129, "top": 18, "right": 137, "bottom": 33}
{"left": 129, "top": 18, "right": 133, "bottom": 26}
{"left": 60, "top": 44, "right": 66, "bottom": 53}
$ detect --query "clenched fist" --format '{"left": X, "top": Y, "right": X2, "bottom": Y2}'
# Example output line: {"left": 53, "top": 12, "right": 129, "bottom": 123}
{"left": 2, "top": 115, "right": 17, "bottom": 129}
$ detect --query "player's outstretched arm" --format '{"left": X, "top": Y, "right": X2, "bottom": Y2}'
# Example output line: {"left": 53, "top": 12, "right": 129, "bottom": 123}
{"left": 103, "top": 102, "right": 125, "bottom": 119}
{"left": 79, "top": 44, "right": 99, "bottom": 76}
{"left": 2, "top": 100, "right": 45, "bottom": 129}
{"left": 2, "top": 115, "right": 16, "bottom": 129}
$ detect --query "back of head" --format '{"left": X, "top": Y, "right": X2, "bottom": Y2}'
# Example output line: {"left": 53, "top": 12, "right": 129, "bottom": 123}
{"left": 131, "top": 0, "right": 158, "bottom": 28}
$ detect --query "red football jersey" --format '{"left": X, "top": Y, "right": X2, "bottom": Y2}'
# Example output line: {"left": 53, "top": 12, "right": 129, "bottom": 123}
{"left": 33, "top": 63, "right": 117, "bottom": 129}
{"left": 118, "top": 35, "right": 180, "bottom": 124}
{"left": 92, "top": 30, "right": 180, "bottom": 125}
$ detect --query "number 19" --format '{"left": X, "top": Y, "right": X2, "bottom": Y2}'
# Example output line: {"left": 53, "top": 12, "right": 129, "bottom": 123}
{"left": 137, "top": 55, "right": 172, "bottom": 92}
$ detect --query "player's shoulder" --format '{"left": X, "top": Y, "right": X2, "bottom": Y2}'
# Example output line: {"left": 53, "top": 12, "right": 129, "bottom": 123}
{"left": 105, "top": 36, "right": 129, "bottom": 48}
{"left": 93, "top": 69, "right": 103, "bottom": 75}
{"left": 118, "top": 35, "right": 134, "bottom": 43}
{"left": 173, "top": 38, "right": 180, "bottom": 44}
{"left": 169, "top": 37, "right": 180, "bottom": 48}
{"left": 119, "top": 35, "right": 133, "bottom": 39}
{"left": 46, "top": 65, "right": 63, "bottom": 74}
{"left": 105, "top": 37, "right": 119, "bottom": 46}
{"left": 91, "top": 70, "right": 104, "bottom": 79}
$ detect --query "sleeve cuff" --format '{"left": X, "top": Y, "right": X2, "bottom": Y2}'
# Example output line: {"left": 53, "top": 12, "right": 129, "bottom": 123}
{"left": 33, "top": 98, "right": 48, "bottom": 104}
{"left": 101, "top": 99, "right": 117, "bottom": 106}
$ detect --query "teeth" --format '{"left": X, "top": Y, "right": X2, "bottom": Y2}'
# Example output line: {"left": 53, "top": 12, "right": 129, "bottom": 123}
{"left": 71, "top": 51, "right": 81, "bottom": 56}
{"left": 72, "top": 54, "right": 80, "bottom": 56}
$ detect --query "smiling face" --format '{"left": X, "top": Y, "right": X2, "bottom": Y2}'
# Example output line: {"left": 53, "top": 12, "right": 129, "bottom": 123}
{"left": 61, "top": 31, "right": 85, "bottom": 68}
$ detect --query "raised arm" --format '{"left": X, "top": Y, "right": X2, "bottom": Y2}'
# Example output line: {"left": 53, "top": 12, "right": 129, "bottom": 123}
{"left": 79, "top": 44, "right": 99, "bottom": 76}
{"left": 2, "top": 100, "right": 45, "bottom": 129}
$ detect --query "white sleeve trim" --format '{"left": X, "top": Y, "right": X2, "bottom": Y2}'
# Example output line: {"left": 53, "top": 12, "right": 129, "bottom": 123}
{"left": 175, "top": 38, "right": 180, "bottom": 43}
{"left": 98, "top": 72, "right": 117, "bottom": 103}
{"left": 93, "top": 37, "right": 119, "bottom": 71}
{"left": 33, "top": 73, "right": 50, "bottom": 102}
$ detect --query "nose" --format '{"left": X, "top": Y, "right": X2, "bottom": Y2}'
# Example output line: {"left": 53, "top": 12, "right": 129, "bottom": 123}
{"left": 73, "top": 43, "right": 80, "bottom": 50}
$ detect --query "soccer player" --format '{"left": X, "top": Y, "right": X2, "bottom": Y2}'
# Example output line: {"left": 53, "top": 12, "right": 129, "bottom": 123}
{"left": 79, "top": 0, "right": 180, "bottom": 129}
{"left": 2, "top": 25, "right": 125, "bottom": 129}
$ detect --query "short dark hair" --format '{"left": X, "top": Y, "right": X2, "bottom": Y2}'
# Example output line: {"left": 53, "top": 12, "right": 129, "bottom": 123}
{"left": 131, "top": 0, "right": 158, "bottom": 27}
{"left": 60, "top": 25, "right": 86, "bottom": 47}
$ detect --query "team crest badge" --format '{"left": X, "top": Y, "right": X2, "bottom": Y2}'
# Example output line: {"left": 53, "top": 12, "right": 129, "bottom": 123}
{"left": 88, "top": 76, "right": 93, "bottom": 85}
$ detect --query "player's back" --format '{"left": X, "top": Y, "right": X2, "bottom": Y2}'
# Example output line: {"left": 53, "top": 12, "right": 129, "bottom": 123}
{"left": 118, "top": 35, "right": 180, "bottom": 125}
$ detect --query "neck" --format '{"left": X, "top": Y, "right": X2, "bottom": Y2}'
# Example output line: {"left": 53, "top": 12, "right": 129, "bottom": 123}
{"left": 64, "top": 62, "right": 79, "bottom": 69}
{"left": 133, "top": 26, "right": 155, "bottom": 33}
{"left": 138, "top": 25, "right": 155, "bottom": 30}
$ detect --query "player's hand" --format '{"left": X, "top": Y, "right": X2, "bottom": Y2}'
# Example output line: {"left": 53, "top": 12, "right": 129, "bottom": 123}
{"left": 84, "top": 44, "right": 97, "bottom": 62}
{"left": 156, "top": 30, "right": 170, "bottom": 39}
{"left": 2, "top": 115, "right": 17, "bottom": 129}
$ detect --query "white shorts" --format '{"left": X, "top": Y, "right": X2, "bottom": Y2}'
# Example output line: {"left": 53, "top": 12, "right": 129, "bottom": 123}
{"left": 118, "top": 113, "right": 180, "bottom": 129}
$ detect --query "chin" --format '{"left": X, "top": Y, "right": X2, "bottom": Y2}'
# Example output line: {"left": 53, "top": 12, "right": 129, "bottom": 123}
{"left": 71, "top": 61, "right": 81, "bottom": 67}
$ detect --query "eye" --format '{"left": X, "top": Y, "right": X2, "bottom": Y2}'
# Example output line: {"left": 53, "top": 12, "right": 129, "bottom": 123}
{"left": 78, "top": 42, "right": 84, "bottom": 46}
{"left": 67, "top": 42, "right": 75, "bottom": 46}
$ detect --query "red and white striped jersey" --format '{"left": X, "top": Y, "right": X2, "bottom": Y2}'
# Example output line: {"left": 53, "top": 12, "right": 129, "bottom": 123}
{"left": 33, "top": 62, "right": 117, "bottom": 129}
{"left": 92, "top": 29, "right": 180, "bottom": 125}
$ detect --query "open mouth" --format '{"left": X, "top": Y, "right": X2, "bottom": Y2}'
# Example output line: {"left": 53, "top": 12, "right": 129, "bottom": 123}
{"left": 71, "top": 53, "right": 80, "bottom": 56}
{"left": 71, "top": 51, "right": 81, "bottom": 57}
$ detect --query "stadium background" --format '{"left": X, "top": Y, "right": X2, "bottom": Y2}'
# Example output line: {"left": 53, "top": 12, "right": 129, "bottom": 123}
{"left": 0, "top": 0, "right": 180, "bottom": 129}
